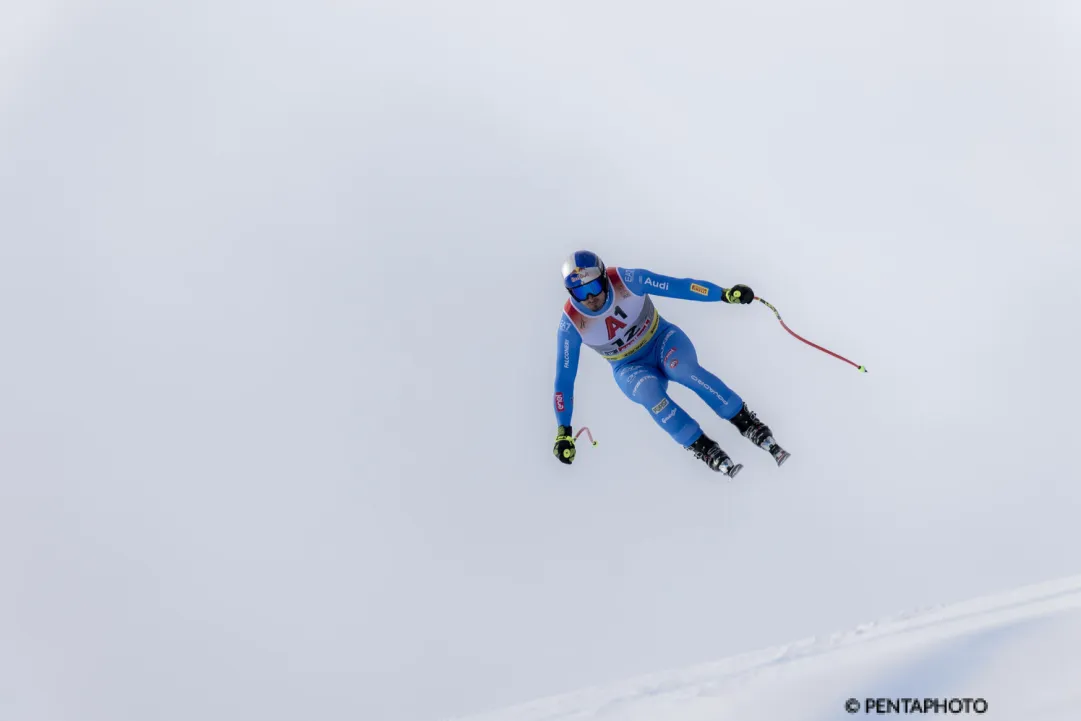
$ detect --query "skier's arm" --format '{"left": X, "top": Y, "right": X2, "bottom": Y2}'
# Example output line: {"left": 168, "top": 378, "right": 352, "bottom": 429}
{"left": 554, "top": 313, "right": 583, "bottom": 427}
{"left": 618, "top": 267, "right": 746, "bottom": 303}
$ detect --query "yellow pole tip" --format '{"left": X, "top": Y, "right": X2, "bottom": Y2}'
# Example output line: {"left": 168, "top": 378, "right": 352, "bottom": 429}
{"left": 858, "top": 365, "right": 867, "bottom": 373}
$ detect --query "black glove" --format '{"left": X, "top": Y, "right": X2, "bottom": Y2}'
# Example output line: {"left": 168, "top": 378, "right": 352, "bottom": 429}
{"left": 553, "top": 425, "right": 576, "bottom": 465}
{"left": 724, "top": 284, "right": 754, "bottom": 304}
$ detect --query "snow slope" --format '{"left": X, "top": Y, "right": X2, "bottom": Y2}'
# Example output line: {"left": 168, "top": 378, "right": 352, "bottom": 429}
{"left": 454, "top": 574, "right": 1081, "bottom": 721}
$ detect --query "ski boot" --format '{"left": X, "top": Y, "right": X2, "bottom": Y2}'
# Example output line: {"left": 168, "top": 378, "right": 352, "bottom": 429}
{"left": 687, "top": 433, "right": 742, "bottom": 477}
{"left": 728, "top": 403, "right": 791, "bottom": 467}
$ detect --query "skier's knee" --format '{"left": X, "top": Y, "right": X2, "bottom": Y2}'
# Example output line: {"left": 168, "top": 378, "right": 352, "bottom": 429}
{"left": 624, "top": 370, "right": 662, "bottom": 403}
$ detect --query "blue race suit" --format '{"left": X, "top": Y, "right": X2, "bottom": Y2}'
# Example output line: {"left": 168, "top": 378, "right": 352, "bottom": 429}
{"left": 554, "top": 267, "right": 743, "bottom": 448}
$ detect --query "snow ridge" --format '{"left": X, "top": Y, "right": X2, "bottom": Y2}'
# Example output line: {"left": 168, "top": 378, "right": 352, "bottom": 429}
{"left": 452, "top": 574, "right": 1081, "bottom": 721}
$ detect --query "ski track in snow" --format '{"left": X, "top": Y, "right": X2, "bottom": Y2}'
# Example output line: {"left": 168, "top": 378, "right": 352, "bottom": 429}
{"left": 451, "top": 574, "right": 1081, "bottom": 721}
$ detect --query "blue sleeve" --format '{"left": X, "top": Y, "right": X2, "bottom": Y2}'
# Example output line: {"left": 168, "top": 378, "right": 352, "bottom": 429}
{"left": 618, "top": 267, "right": 727, "bottom": 302}
{"left": 554, "top": 312, "right": 582, "bottom": 427}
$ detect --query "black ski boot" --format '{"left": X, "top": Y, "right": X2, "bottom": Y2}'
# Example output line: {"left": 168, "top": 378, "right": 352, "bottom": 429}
{"left": 728, "top": 403, "right": 791, "bottom": 466}
{"left": 687, "top": 433, "right": 742, "bottom": 477}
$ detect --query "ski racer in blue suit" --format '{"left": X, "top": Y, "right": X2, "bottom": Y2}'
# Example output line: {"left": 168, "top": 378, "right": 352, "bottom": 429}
{"left": 553, "top": 250, "right": 790, "bottom": 476}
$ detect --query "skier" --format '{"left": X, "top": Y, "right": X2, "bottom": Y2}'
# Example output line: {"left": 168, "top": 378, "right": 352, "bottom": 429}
{"left": 552, "top": 250, "right": 790, "bottom": 477}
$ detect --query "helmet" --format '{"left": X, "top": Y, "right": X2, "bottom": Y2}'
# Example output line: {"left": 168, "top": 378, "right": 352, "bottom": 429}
{"left": 561, "top": 250, "right": 609, "bottom": 302}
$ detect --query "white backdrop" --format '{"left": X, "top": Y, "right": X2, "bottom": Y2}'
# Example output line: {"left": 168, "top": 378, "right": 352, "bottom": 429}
{"left": 2, "top": 2, "right": 1079, "bottom": 720}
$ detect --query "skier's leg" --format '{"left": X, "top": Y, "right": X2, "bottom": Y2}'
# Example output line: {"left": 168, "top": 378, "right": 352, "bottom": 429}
{"left": 656, "top": 325, "right": 743, "bottom": 420}
{"left": 658, "top": 325, "right": 790, "bottom": 466}
{"left": 612, "top": 361, "right": 702, "bottom": 447}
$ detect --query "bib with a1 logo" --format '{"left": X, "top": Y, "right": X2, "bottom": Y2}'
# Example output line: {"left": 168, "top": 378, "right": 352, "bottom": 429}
{"left": 563, "top": 267, "right": 659, "bottom": 362}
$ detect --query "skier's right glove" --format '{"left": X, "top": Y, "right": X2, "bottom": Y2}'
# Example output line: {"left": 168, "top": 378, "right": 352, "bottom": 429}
{"left": 554, "top": 425, "right": 576, "bottom": 465}
{"left": 724, "top": 284, "right": 755, "bottom": 304}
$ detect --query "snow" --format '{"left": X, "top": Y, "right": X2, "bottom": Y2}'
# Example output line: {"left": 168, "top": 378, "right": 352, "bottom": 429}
{"left": 453, "top": 574, "right": 1081, "bottom": 721}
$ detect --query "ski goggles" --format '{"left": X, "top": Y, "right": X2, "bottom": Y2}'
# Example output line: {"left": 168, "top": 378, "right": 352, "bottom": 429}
{"left": 568, "top": 276, "right": 608, "bottom": 301}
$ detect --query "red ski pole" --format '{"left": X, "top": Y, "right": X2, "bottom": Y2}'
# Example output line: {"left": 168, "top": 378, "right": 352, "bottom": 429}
{"left": 754, "top": 296, "right": 867, "bottom": 373}
{"left": 574, "top": 427, "right": 598, "bottom": 446}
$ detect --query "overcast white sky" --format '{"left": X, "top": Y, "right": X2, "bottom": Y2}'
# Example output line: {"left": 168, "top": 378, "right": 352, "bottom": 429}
{"left": 2, "top": 2, "right": 1079, "bottom": 720}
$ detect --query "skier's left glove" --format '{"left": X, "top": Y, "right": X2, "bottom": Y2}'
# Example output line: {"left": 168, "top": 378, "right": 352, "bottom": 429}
{"left": 724, "top": 284, "right": 755, "bottom": 304}
{"left": 554, "top": 425, "right": 576, "bottom": 465}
